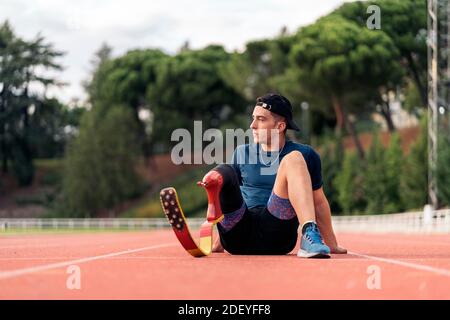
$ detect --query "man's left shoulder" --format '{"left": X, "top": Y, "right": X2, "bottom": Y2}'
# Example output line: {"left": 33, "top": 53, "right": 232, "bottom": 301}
{"left": 286, "top": 141, "right": 318, "bottom": 158}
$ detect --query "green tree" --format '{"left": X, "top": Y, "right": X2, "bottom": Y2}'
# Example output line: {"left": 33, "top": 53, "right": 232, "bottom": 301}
{"left": 62, "top": 106, "right": 143, "bottom": 217}
{"left": 28, "top": 98, "right": 85, "bottom": 158}
{"left": 403, "top": 78, "right": 423, "bottom": 116}
{"left": 220, "top": 35, "right": 295, "bottom": 101}
{"left": 320, "top": 134, "right": 345, "bottom": 214}
{"left": 384, "top": 132, "right": 404, "bottom": 213}
{"left": 333, "top": 0, "right": 427, "bottom": 106}
{"left": 148, "top": 45, "right": 246, "bottom": 150}
{"left": 85, "top": 47, "right": 167, "bottom": 158}
{"left": 437, "top": 133, "right": 450, "bottom": 207}
{"left": 288, "top": 15, "right": 402, "bottom": 159}
{"left": 83, "top": 42, "right": 113, "bottom": 104}
{"left": 0, "top": 21, "right": 64, "bottom": 185}
{"left": 363, "top": 131, "right": 389, "bottom": 214}
{"left": 335, "top": 151, "right": 365, "bottom": 214}
{"left": 400, "top": 115, "right": 428, "bottom": 209}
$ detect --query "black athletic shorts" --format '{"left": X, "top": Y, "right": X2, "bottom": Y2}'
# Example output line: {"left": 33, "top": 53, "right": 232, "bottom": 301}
{"left": 217, "top": 206, "right": 299, "bottom": 255}
{"left": 212, "top": 164, "right": 300, "bottom": 255}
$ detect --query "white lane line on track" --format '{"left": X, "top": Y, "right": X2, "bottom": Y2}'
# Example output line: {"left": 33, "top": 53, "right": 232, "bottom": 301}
{"left": 0, "top": 244, "right": 84, "bottom": 249}
{"left": 0, "top": 243, "right": 178, "bottom": 280}
{"left": 349, "top": 251, "right": 450, "bottom": 278}
{"left": 0, "top": 240, "right": 163, "bottom": 249}
{"left": 342, "top": 236, "right": 450, "bottom": 247}
{"left": 0, "top": 256, "right": 183, "bottom": 261}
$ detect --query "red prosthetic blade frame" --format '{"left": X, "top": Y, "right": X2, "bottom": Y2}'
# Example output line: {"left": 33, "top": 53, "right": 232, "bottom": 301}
{"left": 197, "top": 170, "right": 224, "bottom": 223}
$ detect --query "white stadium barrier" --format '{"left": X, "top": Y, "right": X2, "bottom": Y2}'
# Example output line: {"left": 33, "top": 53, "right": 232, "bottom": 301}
{"left": 332, "top": 207, "right": 450, "bottom": 234}
{"left": 0, "top": 207, "right": 449, "bottom": 234}
{"left": 0, "top": 217, "right": 204, "bottom": 231}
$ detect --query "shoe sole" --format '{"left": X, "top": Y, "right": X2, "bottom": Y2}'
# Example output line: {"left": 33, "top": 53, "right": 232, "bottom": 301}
{"left": 297, "top": 250, "right": 330, "bottom": 259}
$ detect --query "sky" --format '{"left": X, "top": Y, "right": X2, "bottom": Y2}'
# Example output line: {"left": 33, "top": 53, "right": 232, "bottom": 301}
{"left": 0, "top": 0, "right": 350, "bottom": 104}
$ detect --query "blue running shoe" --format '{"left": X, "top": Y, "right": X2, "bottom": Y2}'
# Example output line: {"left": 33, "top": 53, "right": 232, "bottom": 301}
{"left": 297, "top": 222, "right": 331, "bottom": 258}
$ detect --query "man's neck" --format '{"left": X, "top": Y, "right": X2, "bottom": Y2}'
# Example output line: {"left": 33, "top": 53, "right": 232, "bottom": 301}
{"left": 261, "top": 135, "right": 286, "bottom": 152}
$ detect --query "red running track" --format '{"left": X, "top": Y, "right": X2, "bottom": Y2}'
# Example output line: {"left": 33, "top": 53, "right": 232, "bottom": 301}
{"left": 1, "top": 230, "right": 450, "bottom": 299}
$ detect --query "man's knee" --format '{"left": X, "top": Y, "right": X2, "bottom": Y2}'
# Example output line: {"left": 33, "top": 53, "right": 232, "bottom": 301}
{"left": 212, "top": 164, "right": 239, "bottom": 186}
{"left": 211, "top": 164, "right": 243, "bottom": 214}
{"left": 273, "top": 152, "right": 305, "bottom": 194}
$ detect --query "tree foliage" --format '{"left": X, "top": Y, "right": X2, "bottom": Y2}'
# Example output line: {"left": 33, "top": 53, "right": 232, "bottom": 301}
{"left": 384, "top": 132, "right": 404, "bottom": 212}
{"left": 363, "top": 131, "right": 389, "bottom": 214}
{"left": 335, "top": 151, "right": 365, "bottom": 214}
{"left": 62, "top": 106, "right": 143, "bottom": 217}
{"left": 0, "top": 21, "right": 64, "bottom": 185}
{"left": 333, "top": 0, "right": 427, "bottom": 106}
{"left": 147, "top": 45, "right": 246, "bottom": 147}
{"left": 400, "top": 116, "right": 428, "bottom": 209}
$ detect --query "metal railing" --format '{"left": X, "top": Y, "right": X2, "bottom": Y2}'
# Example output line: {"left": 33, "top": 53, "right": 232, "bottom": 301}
{"left": 0, "top": 218, "right": 203, "bottom": 231}
{"left": 1, "top": 208, "right": 449, "bottom": 234}
{"left": 332, "top": 208, "right": 450, "bottom": 234}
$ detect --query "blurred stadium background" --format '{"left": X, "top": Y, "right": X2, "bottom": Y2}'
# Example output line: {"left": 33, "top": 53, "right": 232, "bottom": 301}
{"left": 0, "top": 0, "right": 449, "bottom": 234}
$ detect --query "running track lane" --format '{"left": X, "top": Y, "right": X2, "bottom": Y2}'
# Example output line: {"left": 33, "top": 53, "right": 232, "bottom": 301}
{"left": 0, "top": 230, "right": 450, "bottom": 299}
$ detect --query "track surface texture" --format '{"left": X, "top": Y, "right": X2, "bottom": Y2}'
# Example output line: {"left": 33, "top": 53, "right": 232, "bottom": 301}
{"left": 1, "top": 230, "right": 450, "bottom": 299}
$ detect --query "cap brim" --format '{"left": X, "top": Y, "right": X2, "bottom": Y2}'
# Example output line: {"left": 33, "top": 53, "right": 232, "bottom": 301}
{"left": 286, "top": 118, "right": 300, "bottom": 131}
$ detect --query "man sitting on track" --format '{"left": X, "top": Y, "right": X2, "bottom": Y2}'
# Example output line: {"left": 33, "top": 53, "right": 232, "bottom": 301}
{"left": 203, "top": 93, "right": 347, "bottom": 258}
